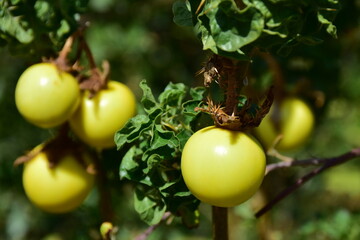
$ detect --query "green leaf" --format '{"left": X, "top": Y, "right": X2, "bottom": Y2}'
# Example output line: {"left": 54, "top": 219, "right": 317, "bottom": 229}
{"left": 150, "top": 125, "right": 179, "bottom": 150}
{"left": 189, "top": 86, "right": 206, "bottom": 101}
{"left": 158, "top": 82, "right": 187, "bottom": 107}
{"left": 134, "top": 187, "right": 166, "bottom": 225}
{"left": 317, "top": 11, "right": 337, "bottom": 38}
{"left": 0, "top": 7, "right": 34, "bottom": 44}
{"left": 117, "top": 80, "right": 206, "bottom": 226}
{"left": 173, "top": 1, "right": 193, "bottom": 27}
{"left": 114, "top": 114, "right": 153, "bottom": 150}
{"left": 143, "top": 153, "right": 163, "bottom": 175}
{"left": 0, "top": 0, "right": 88, "bottom": 58}
{"left": 158, "top": 182, "right": 177, "bottom": 197}
{"left": 176, "top": 129, "right": 193, "bottom": 150}
{"left": 174, "top": 190, "right": 192, "bottom": 197}
{"left": 119, "top": 146, "right": 142, "bottom": 180}
{"left": 140, "top": 80, "right": 158, "bottom": 113}
{"left": 208, "top": 1, "right": 263, "bottom": 52}
{"left": 192, "top": 0, "right": 340, "bottom": 59}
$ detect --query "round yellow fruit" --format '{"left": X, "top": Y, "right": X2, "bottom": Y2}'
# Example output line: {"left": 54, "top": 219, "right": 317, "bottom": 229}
{"left": 69, "top": 81, "right": 136, "bottom": 149}
{"left": 15, "top": 63, "right": 80, "bottom": 128}
{"left": 255, "top": 97, "right": 314, "bottom": 151}
{"left": 181, "top": 126, "right": 266, "bottom": 207}
{"left": 22, "top": 145, "right": 95, "bottom": 213}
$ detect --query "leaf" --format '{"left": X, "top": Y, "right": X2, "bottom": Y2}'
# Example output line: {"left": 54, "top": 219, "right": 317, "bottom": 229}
{"left": 208, "top": 1, "right": 264, "bottom": 52}
{"left": 317, "top": 11, "right": 338, "bottom": 38}
{"left": 174, "top": 190, "right": 192, "bottom": 197}
{"left": 0, "top": 0, "right": 87, "bottom": 58}
{"left": 158, "top": 182, "right": 177, "bottom": 197}
{"left": 143, "top": 153, "right": 163, "bottom": 175}
{"left": 117, "top": 80, "right": 208, "bottom": 226}
{"left": 139, "top": 79, "right": 158, "bottom": 111}
{"left": 115, "top": 114, "right": 152, "bottom": 149}
{"left": 158, "top": 82, "right": 187, "bottom": 107}
{"left": 0, "top": 7, "right": 34, "bottom": 44}
{"left": 189, "top": 86, "right": 206, "bottom": 101}
{"left": 192, "top": 0, "right": 340, "bottom": 59}
{"left": 176, "top": 129, "right": 193, "bottom": 150}
{"left": 173, "top": 1, "right": 193, "bottom": 27}
{"left": 119, "top": 146, "right": 142, "bottom": 180}
{"left": 134, "top": 187, "right": 166, "bottom": 225}
{"left": 196, "top": 0, "right": 264, "bottom": 56}
{"left": 150, "top": 126, "right": 179, "bottom": 150}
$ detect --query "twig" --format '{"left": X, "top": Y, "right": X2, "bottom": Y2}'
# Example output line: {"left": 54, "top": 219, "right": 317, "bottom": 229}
{"left": 212, "top": 206, "right": 228, "bottom": 240}
{"left": 135, "top": 212, "right": 172, "bottom": 240}
{"left": 78, "top": 35, "right": 109, "bottom": 96}
{"left": 266, "top": 157, "right": 323, "bottom": 174}
{"left": 266, "top": 147, "right": 360, "bottom": 174}
{"left": 256, "top": 147, "right": 360, "bottom": 218}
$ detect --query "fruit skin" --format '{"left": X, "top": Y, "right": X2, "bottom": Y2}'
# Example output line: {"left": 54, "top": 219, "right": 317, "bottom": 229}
{"left": 181, "top": 126, "right": 266, "bottom": 207}
{"left": 22, "top": 146, "right": 95, "bottom": 213}
{"left": 69, "top": 81, "right": 136, "bottom": 149}
{"left": 255, "top": 97, "right": 314, "bottom": 151}
{"left": 15, "top": 63, "right": 80, "bottom": 128}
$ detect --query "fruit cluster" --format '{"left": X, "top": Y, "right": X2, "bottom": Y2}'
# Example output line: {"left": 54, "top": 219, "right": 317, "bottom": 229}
{"left": 15, "top": 62, "right": 137, "bottom": 149}
{"left": 14, "top": 43, "right": 137, "bottom": 213}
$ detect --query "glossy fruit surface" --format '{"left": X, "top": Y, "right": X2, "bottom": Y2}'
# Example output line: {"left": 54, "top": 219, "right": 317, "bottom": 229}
{"left": 22, "top": 145, "right": 95, "bottom": 213}
{"left": 15, "top": 63, "right": 80, "bottom": 128}
{"left": 255, "top": 97, "right": 314, "bottom": 151}
{"left": 69, "top": 81, "right": 136, "bottom": 149}
{"left": 181, "top": 126, "right": 266, "bottom": 207}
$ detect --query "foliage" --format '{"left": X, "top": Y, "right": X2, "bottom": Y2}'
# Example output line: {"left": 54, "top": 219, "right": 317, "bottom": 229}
{"left": 0, "top": 0, "right": 360, "bottom": 239}
{"left": 115, "top": 80, "right": 210, "bottom": 226}
{"left": 174, "top": 0, "right": 340, "bottom": 59}
{"left": 0, "top": 0, "right": 87, "bottom": 58}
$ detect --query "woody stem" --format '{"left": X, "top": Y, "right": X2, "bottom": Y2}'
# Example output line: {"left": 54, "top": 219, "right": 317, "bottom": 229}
{"left": 212, "top": 206, "right": 228, "bottom": 240}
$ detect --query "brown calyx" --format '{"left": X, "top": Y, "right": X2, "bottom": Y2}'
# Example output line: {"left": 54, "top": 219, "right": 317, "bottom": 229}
{"left": 14, "top": 124, "right": 96, "bottom": 174}
{"left": 196, "top": 55, "right": 274, "bottom": 131}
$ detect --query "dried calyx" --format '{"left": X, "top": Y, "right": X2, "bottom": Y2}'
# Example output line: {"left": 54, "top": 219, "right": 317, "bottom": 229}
{"left": 44, "top": 29, "right": 111, "bottom": 98}
{"left": 196, "top": 55, "right": 274, "bottom": 131}
{"left": 14, "top": 124, "right": 96, "bottom": 174}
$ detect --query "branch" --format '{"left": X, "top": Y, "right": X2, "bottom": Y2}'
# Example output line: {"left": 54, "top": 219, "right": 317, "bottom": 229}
{"left": 256, "top": 147, "right": 360, "bottom": 218}
{"left": 94, "top": 151, "right": 114, "bottom": 222}
{"left": 134, "top": 212, "right": 172, "bottom": 240}
{"left": 212, "top": 206, "right": 228, "bottom": 240}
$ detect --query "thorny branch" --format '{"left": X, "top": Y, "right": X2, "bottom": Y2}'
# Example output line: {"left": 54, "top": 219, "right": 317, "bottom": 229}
{"left": 256, "top": 147, "right": 360, "bottom": 218}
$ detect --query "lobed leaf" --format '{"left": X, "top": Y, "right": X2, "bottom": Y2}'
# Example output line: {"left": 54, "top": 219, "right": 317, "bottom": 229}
{"left": 116, "top": 80, "right": 207, "bottom": 226}
{"left": 0, "top": 0, "right": 88, "bottom": 58}
{"left": 134, "top": 187, "right": 166, "bottom": 225}
{"left": 173, "top": 1, "right": 193, "bottom": 27}
{"left": 175, "top": 0, "right": 340, "bottom": 59}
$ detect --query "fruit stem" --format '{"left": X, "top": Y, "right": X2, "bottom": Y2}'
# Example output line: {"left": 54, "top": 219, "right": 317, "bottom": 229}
{"left": 212, "top": 206, "right": 229, "bottom": 240}
{"left": 220, "top": 57, "right": 249, "bottom": 116}
{"left": 77, "top": 35, "right": 110, "bottom": 96}
{"left": 81, "top": 36, "right": 108, "bottom": 88}
{"left": 53, "top": 34, "right": 76, "bottom": 71}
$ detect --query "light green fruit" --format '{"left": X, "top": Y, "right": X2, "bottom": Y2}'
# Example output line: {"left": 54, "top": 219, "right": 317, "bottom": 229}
{"left": 15, "top": 63, "right": 80, "bottom": 128}
{"left": 255, "top": 97, "right": 314, "bottom": 151}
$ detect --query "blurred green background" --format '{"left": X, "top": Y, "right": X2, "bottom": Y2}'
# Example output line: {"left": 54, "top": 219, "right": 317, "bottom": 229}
{"left": 1, "top": 0, "right": 360, "bottom": 239}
